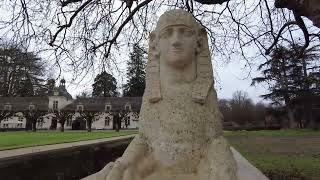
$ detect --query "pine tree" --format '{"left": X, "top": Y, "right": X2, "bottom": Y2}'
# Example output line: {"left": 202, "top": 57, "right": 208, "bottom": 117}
{"left": 252, "top": 44, "right": 320, "bottom": 105}
{"left": 123, "top": 43, "right": 146, "bottom": 97}
{"left": 92, "top": 71, "right": 118, "bottom": 97}
{"left": 252, "top": 44, "right": 320, "bottom": 128}
{"left": 0, "top": 44, "right": 45, "bottom": 97}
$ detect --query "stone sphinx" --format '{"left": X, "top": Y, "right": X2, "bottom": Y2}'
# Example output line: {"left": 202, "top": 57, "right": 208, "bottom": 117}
{"left": 86, "top": 9, "right": 238, "bottom": 180}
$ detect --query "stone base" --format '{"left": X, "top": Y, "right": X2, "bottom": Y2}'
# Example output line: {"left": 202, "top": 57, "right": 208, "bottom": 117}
{"left": 231, "top": 147, "right": 269, "bottom": 180}
{"left": 82, "top": 147, "right": 269, "bottom": 180}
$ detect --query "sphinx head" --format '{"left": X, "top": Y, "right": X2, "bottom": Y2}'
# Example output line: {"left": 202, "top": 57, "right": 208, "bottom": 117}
{"left": 147, "top": 9, "right": 213, "bottom": 104}
{"left": 150, "top": 10, "right": 205, "bottom": 69}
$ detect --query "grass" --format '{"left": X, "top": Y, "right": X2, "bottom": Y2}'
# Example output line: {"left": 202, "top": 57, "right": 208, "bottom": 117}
{"left": 224, "top": 129, "right": 320, "bottom": 137}
{"left": 1, "top": 129, "right": 319, "bottom": 179}
{"left": 225, "top": 130, "right": 320, "bottom": 180}
{"left": 0, "top": 130, "right": 137, "bottom": 151}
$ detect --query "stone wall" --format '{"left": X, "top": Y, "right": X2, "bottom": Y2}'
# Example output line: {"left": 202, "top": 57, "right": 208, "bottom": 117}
{"left": 0, "top": 138, "right": 132, "bottom": 180}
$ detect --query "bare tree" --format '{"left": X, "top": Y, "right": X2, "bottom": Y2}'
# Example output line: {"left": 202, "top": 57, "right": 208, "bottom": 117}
{"left": 53, "top": 109, "right": 75, "bottom": 132}
{"left": 0, "top": 0, "right": 319, "bottom": 81}
{"left": 79, "top": 110, "right": 97, "bottom": 132}
{"left": 0, "top": 109, "right": 13, "bottom": 125}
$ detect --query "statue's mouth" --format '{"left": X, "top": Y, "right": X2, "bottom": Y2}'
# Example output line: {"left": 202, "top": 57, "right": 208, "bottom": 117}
{"left": 170, "top": 49, "right": 183, "bottom": 53}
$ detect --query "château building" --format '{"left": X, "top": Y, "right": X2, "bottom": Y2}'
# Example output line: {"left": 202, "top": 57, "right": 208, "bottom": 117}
{"left": 0, "top": 79, "right": 142, "bottom": 130}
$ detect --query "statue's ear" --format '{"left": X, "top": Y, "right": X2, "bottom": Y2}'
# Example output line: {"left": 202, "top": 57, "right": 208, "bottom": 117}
{"left": 147, "top": 30, "right": 161, "bottom": 103}
{"left": 149, "top": 31, "right": 156, "bottom": 46}
{"left": 192, "top": 27, "right": 213, "bottom": 105}
{"left": 149, "top": 31, "right": 160, "bottom": 58}
{"left": 196, "top": 28, "right": 207, "bottom": 54}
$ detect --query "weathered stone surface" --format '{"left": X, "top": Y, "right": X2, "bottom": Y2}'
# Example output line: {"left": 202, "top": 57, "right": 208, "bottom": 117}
{"left": 83, "top": 9, "right": 264, "bottom": 180}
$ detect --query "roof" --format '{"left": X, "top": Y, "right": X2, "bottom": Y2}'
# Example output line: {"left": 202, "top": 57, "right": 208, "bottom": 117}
{"left": 63, "top": 97, "right": 142, "bottom": 112}
{"left": 57, "top": 85, "right": 73, "bottom": 99}
{"left": 0, "top": 97, "right": 49, "bottom": 111}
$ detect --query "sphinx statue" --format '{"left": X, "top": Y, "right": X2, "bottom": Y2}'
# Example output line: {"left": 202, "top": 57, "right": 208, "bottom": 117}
{"left": 85, "top": 9, "right": 238, "bottom": 180}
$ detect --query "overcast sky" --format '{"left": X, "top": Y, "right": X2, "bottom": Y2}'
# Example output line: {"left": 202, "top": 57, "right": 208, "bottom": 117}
{"left": 61, "top": 52, "right": 269, "bottom": 103}
{"left": 2, "top": 0, "right": 314, "bottom": 104}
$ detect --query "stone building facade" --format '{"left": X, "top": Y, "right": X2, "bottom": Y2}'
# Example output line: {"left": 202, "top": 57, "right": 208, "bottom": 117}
{"left": 0, "top": 80, "right": 142, "bottom": 130}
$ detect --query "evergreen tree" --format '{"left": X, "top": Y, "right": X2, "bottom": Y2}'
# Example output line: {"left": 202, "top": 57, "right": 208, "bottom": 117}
{"left": 252, "top": 44, "right": 320, "bottom": 128}
{"left": 0, "top": 44, "right": 45, "bottom": 97}
{"left": 92, "top": 71, "right": 118, "bottom": 97}
{"left": 252, "top": 44, "right": 320, "bottom": 105}
{"left": 123, "top": 44, "right": 146, "bottom": 97}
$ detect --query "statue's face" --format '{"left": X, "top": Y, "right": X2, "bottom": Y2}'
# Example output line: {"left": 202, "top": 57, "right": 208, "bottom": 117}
{"left": 158, "top": 25, "right": 197, "bottom": 69}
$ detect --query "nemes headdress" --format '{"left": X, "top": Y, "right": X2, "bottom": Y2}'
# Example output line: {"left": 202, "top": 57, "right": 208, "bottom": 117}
{"left": 146, "top": 9, "right": 213, "bottom": 104}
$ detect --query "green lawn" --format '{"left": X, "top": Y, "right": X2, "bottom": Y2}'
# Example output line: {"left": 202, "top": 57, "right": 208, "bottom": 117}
{"left": 0, "top": 130, "right": 137, "bottom": 151}
{"left": 1, "top": 129, "right": 319, "bottom": 179}
{"left": 224, "top": 129, "right": 320, "bottom": 137}
{"left": 225, "top": 130, "right": 320, "bottom": 180}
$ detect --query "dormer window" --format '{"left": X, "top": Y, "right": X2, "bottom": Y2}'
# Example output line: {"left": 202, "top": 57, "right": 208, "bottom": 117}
{"left": 4, "top": 104, "right": 12, "bottom": 111}
{"left": 53, "top": 87, "right": 59, "bottom": 96}
{"left": 105, "top": 104, "right": 112, "bottom": 112}
{"left": 29, "top": 105, "right": 35, "bottom": 111}
{"left": 124, "top": 103, "right": 131, "bottom": 111}
{"left": 53, "top": 101, "right": 58, "bottom": 110}
{"left": 77, "top": 105, "right": 84, "bottom": 112}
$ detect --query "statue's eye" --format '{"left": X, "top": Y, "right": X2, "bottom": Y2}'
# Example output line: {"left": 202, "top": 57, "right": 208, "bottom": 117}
{"left": 179, "top": 27, "right": 193, "bottom": 37}
{"left": 160, "top": 28, "right": 172, "bottom": 38}
{"left": 184, "top": 29, "right": 193, "bottom": 37}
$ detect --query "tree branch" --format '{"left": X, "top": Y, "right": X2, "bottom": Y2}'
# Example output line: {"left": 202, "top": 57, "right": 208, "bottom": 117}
{"left": 194, "top": 0, "right": 230, "bottom": 5}
{"left": 49, "top": 0, "right": 93, "bottom": 46}
{"left": 293, "top": 11, "right": 309, "bottom": 58}
{"left": 265, "top": 21, "right": 298, "bottom": 55}
{"left": 93, "top": 0, "right": 153, "bottom": 58}
{"left": 61, "top": 0, "right": 83, "bottom": 7}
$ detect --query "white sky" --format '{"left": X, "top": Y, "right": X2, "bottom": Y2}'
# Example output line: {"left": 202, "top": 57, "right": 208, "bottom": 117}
{"left": 61, "top": 51, "right": 269, "bottom": 103}
{"left": 1, "top": 0, "right": 316, "bottom": 104}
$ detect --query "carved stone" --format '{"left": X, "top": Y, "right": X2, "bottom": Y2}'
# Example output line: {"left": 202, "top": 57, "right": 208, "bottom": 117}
{"left": 84, "top": 9, "right": 238, "bottom": 180}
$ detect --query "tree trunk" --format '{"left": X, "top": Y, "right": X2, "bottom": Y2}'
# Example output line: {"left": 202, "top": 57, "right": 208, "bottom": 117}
{"left": 60, "top": 123, "right": 65, "bottom": 132}
{"left": 25, "top": 119, "right": 31, "bottom": 131}
{"left": 287, "top": 107, "right": 296, "bottom": 129}
{"left": 115, "top": 123, "right": 119, "bottom": 132}
{"left": 32, "top": 120, "right": 37, "bottom": 132}
{"left": 87, "top": 120, "right": 92, "bottom": 132}
{"left": 305, "top": 103, "right": 316, "bottom": 129}
{"left": 275, "top": 0, "right": 320, "bottom": 28}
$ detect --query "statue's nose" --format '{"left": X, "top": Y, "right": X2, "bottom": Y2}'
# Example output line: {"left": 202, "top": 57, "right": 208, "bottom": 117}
{"left": 171, "top": 32, "right": 182, "bottom": 48}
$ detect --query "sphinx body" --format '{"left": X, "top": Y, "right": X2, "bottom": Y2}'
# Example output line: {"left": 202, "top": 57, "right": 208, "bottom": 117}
{"left": 84, "top": 9, "right": 238, "bottom": 180}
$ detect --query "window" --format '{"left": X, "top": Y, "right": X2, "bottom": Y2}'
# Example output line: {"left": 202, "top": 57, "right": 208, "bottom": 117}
{"left": 67, "top": 119, "right": 72, "bottom": 126}
{"left": 105, "top": 116, "right": 110, "bottom": 126}
{"left": 53, "top": 89, "right": 59, "bottom": 96}
{"left": 105, "top": 105, "right": 111, "bottom": 112}
{"left": 18, "top": 117, "right": 23, "bottom": 122}
{"left": 4, "top": 104, "right": 11, "bottom": 111}
{"left": 29, "top": 105, "right": 35, "bottom": 111}
{"left": 126, "top": 117, "right": 130, "bottom": 126}
{"left": 77, "top": 105, "right": 84, "bottom": 112}
{"left": 53, "top": 101, "right": 58, "bottom": 110}
{"left": 125, "top": 104, "right": 131, "bottom": 111}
